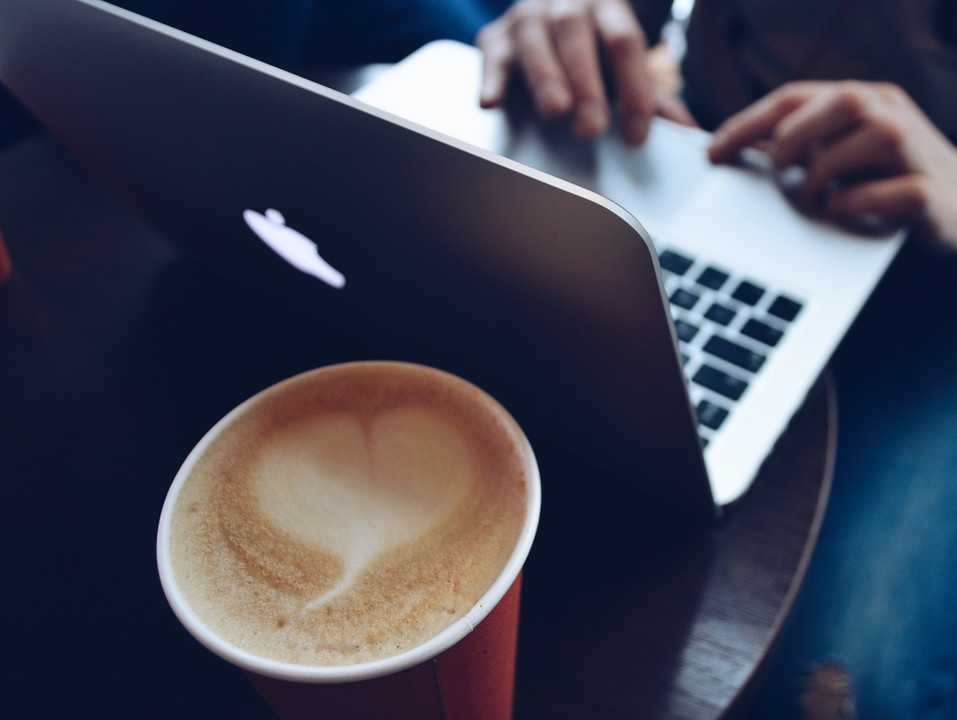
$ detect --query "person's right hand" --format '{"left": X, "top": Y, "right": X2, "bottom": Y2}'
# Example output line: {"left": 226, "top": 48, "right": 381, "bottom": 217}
{"left": 709, "top": 81, "right": 957, "bottom": 250}
{"left": 476, "top": 0, "right": 692, "bottom": 144}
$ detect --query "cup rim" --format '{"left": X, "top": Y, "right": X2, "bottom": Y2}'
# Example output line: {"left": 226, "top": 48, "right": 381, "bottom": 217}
{"left": 156, "top": 361, "right": 541, "bottom": 683}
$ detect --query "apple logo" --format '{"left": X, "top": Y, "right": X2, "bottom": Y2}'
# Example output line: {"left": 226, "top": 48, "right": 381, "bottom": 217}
{"left": 243, "top": 208, "right": 346, "bottom": 289}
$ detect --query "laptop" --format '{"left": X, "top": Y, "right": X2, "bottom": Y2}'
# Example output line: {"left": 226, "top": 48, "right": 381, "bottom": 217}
{"left": 353, "top": 42, "right": 905, "bottom": 506}
{"left": 0, "top": 1, "right": 903, "bottom": 520}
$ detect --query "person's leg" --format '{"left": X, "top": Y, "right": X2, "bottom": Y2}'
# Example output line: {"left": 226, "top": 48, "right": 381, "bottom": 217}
{"left": 751, "top": 244, "right": 957, "bottom": 719}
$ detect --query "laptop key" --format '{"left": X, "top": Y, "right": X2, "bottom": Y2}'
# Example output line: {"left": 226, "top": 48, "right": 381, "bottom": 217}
{"left": 704, "top": 335, "right": 766, "bottom": 373}
{"left": 659, "top": 249, "right": 694, "bottom": 276}
{"left": 741, "top": 318, "right": 784, "bottom": 348}
{"left": 670, "top": 288, "right": 700, "bottom": 311}
{"left": 696, "top": 400, "right": 729, "bottom": 431}
{"left": 704, "top": 302, "right": 736, "bottom": 327}
{"left": 693, "top": 364, "right": 748, "bottom": 401}
{"left": 696, "top": 266, "right": 730, "bottom": 291}
{"left": 674, "top": 318, "right": 699, "bottom": 342}
{"left": 731, "top": 280, "right": 765, "bottom": 306}
{"left": 768, "top": 295, "right": 803, "bottom": 322}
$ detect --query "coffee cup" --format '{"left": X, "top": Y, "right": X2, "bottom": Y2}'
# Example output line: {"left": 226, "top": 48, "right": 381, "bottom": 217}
{"left": 157, "top": 361, "right": 541, "bottom": 719}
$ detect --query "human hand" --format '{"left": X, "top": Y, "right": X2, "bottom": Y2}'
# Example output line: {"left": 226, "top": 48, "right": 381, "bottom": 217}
{"left": 476, "top": 0, "right": 695, "bottom": 144}
{"left": 709, "top": 81, "right": 957, "bottom": 249}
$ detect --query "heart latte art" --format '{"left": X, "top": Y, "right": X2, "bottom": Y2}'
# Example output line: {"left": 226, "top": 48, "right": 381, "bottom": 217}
{"left": 170, "top": 364, "right": 529, "bottom": 666}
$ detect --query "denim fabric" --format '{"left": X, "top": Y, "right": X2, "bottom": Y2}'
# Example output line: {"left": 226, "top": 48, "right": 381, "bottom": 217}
{"left": 750, "top": 243, "right": 957, "bottom": 719}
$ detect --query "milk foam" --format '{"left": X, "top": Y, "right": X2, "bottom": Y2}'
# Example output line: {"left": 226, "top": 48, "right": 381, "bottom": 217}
{"left": 170, "top": 364, "right": 528, "bottom": 667}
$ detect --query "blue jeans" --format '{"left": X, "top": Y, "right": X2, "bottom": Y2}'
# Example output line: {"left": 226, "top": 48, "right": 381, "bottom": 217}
{"left": 750, "top": 243, "right": 957, "bottom": 718}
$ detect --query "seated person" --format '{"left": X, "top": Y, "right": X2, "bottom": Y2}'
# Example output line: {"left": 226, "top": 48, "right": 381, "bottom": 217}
{"left": 478, "top": 1, "right": 957, "bottom": 718}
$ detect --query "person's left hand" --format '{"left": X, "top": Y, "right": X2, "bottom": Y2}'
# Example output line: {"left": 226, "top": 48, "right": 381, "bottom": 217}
{"left": 708, "top": 81, "right": 957, "bottom": 250}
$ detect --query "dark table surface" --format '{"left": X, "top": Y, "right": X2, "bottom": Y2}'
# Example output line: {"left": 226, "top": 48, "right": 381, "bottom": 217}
{"left": 0, "top": 135, "right": 834, "bottom": 719}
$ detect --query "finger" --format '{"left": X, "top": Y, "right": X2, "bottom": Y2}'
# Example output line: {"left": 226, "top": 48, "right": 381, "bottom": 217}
{"left": 804, "top": 126, "right": 899, "bottom": 197}
{"left": 708, "top": 83, "right": 817, "bottom": 163}
{"left": 512, "top": 9, "right": 573, "bottom": 116}
{"left": 828, "top": 175, "right": 929, "bottom": 221}
{"left": 593, "top": 0, "right": 654, "bottom": 144}
{"left": 773, "top": 88, "right": 870, "bottom": 169}
{"left": 656, "top": 93, "right": 698, "bottom": 127}
{"left": 477, "top": 24, "right": 514, "bottom": 108}
{"left": 549, "top": 1, "right": 608, "bottom": 137}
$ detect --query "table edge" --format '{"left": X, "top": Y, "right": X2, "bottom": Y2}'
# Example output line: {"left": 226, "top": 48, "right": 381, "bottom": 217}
{"left": 721, "top": 371, "right": 838, "bottom": 717}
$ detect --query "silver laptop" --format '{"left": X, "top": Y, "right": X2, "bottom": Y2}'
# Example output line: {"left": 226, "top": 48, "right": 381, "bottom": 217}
{"left": 354, "top": 42, "right": 905, "bottom": 504}
{"left": 0, "top": 1, "right": 902, "bottom": 520}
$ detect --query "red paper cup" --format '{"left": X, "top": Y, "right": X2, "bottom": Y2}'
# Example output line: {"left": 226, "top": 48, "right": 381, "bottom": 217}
{"left": 157, "top": 362, "right": 541, "bottom": 720}
{"left": 247, "top": 575, "right": 523, "bottom": 720}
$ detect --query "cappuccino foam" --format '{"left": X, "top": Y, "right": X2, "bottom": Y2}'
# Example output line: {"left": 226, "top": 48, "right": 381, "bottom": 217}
{"left": 170, "top": 364, "right": 529, "bottom": 667}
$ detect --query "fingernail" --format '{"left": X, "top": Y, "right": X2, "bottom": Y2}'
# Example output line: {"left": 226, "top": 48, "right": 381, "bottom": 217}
{"left": 575, "top": 103, "right": 608, "bottom": 137}
{"left": 623, "top": 115, "right": 649, "bottom": 144}
{"left": 539, "top": 83, "right": 571, "bottom": 115}
{"left": 707, "top": 141, "right": 723, "bottom": 162}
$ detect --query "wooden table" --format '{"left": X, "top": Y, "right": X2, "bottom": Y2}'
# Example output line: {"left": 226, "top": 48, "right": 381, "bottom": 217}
{"left": 0, "top": 134, "right": 833, "bottom": 719}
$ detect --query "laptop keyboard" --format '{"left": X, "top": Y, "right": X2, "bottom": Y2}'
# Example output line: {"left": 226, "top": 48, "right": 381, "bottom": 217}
{"left": 658, "top": 248, "right": 805, "bottom": 449}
